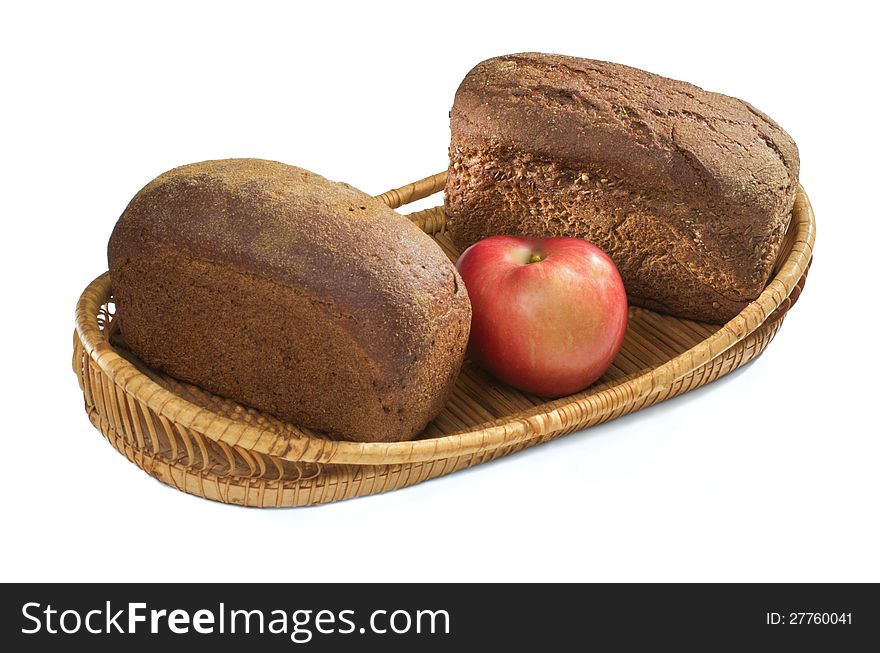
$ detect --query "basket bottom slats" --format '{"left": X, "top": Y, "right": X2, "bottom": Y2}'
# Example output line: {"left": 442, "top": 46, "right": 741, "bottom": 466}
{"left": 75, "top": 316, "right": 783, "bottom": 507}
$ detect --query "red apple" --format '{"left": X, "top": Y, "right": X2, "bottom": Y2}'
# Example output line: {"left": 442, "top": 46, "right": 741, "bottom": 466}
{"left": 455, "top": 235, "right": 628, "bottom": 397}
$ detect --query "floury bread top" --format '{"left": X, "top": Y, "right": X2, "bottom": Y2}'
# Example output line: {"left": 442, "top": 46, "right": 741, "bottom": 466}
{"left": 445, "top": 53, "right": 799, "bottom": 322}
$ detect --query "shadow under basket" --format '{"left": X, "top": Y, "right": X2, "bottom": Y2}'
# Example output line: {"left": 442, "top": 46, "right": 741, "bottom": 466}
{"left": 73, "top": 172, "right": 815, "bottom": 507}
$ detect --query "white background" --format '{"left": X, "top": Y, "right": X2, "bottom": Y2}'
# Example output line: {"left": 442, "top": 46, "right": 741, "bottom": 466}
{"left": 2, "top": 1, "right": 877, "bottom": 582}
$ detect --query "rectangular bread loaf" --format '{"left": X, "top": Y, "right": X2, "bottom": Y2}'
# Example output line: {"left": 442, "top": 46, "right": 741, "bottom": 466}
{"left": 109, "top": 159, "right": 471, "bottom": 442}
{"left": 445, "top": 54, "right": 800, "bottom": 323}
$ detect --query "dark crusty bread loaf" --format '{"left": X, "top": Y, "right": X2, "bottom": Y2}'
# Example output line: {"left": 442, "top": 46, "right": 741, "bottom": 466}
{"left": 109, "top": 159, "right": 471, "bottom": 442}
{"left": 445, "top": 53, "right": 800, "bottom": 323}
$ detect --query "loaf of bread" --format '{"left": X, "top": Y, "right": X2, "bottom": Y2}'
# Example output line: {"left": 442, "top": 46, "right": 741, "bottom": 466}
{"left": 445, "top": 53, "right": 800, "bottom": 323}
{"left": 109, "top": 159, "right": 471, "bottom": 442}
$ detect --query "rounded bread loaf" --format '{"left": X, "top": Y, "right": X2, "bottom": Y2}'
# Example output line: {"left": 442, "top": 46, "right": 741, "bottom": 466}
{"left": 109, "top": 159, "right": 471, "bottom": 442}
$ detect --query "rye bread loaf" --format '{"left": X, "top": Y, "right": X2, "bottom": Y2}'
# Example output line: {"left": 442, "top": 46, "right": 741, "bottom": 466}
{"left": 445, "top": 53, "right": 800, "bottom": 323}
{"left": 108, "top": 159, "right": 471, "bottom": 443}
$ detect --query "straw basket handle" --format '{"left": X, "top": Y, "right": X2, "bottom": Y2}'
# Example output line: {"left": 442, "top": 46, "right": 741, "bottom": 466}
{"left": 374, "top": 171, "right": 815, "bottom": 392}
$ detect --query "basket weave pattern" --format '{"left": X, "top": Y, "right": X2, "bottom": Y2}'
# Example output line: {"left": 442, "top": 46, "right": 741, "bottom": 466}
{"left": 73, "top": 172, "right": 814, "bottom": 507}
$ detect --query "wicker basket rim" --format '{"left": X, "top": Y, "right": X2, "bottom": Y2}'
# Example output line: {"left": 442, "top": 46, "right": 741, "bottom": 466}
{"left": 75, "top": 174, "right": 815, "bottom": 465}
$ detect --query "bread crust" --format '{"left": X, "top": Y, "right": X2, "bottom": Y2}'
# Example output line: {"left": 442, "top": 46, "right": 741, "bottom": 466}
{"left": 109, "top": 159, "right": 471, "bottom": 442}
{"left": 445, "top": 53, "right": 800, "bottom": 322}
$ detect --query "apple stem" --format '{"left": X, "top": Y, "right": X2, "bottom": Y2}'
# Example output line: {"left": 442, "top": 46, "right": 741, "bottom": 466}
{"left": 528, "top": 253, "right": 543, "bottom": 263}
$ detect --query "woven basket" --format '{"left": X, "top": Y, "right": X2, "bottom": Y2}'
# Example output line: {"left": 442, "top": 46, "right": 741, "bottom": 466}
{"left": 73, "top": 172, "right": 815, "bottom": 507}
